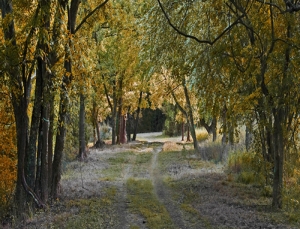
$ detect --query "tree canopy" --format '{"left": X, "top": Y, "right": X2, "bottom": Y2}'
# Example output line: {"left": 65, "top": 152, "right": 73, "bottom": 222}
{"left": 1, "top": 0, "right": 300, "bottom": 219}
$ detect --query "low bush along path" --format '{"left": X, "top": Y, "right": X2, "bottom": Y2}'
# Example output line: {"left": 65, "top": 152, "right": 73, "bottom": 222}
{"left": 23, "top": 138, "right": 298, "bottom": 229}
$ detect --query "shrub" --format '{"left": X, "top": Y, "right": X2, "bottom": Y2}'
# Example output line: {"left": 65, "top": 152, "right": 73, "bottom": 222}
{"left": 202, "top": 142, "right": 227, "bottom": 163}
{"left": 227, "top": 151, "right": 268, "bottom": 186}
{"left": 196, "top": 132, "right": 209, "bottom": 142}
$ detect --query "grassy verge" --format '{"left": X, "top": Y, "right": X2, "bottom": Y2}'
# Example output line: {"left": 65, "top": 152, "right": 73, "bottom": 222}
{"left": 126, "top": 178, "right": 174, "bottom": 229}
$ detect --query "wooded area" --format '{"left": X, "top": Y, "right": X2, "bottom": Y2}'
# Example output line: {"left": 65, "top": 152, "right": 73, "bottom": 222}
{"left": 1, "top": 0, "right": 300, "bottom": 225}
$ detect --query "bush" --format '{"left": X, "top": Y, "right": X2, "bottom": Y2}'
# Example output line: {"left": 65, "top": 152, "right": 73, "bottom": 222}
{"left": 100, "top": 122, "right": 112, "bottom": 140}
{"left": 196, "top": 132, "right": 209, "bottom": 142}
{"left": 202, "top": 142, "right": 227, "bottom": 163}
{"left": 227, "top": 151, "right": 269, "bottom": 186}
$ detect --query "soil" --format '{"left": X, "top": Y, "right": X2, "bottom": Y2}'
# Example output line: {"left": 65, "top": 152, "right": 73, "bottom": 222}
{"left": 18, "top": 132, "right": 299, "bottom": 229}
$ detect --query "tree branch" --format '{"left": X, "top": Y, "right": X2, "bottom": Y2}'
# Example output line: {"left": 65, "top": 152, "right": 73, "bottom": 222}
{"left": 75, "top": 0, "right": 110, "bottom": 34}
{"left": 157, "top": 0, "right": 245, "bottom": 45}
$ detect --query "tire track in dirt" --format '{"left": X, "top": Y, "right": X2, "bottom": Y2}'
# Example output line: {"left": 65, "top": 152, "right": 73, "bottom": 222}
{"left": 150, "top": 145, "right": 186, "bottom": 229}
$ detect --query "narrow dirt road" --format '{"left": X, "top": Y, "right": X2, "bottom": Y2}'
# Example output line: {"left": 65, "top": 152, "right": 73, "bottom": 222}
{"left": 21, "top": 135, "right": 299, "bottom": 229}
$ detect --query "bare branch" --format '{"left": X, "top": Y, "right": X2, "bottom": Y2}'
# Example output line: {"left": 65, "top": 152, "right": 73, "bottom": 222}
{"left": 157, "top": 0, "right": 245, "bottom": 45}
{"left": 75, "top": 0, "right": 110, "bottom": 34}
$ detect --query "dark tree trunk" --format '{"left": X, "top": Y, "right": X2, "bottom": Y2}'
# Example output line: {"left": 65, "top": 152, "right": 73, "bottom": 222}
{"left": 111, "top": 80, "right": 117, "bottom": 145}
{"left": 272, "top": 108, "right": 284, "bottom": 209}
{"left": 26, "top": 71, "right": 42, "bottom": 190}
{"left": 181, "top": 122, "right": 184, "bottom": 141}
{"left": 200, "top": 117, "right": 217, "bottom": 142}
{"left": 132, "top": 91, "right": 143, "bottom": 141}
{"left": 51, "top": 0, "right": 81, "bottom": 199}
{"left": 183, "top": 80, "right": 206, "bottom": 159}
{"left": 119, "top": 115, "right": 127, "bottom": 144}
{"left": 78, "top": 93, "right": 86, "bottom": 159}
{"left": 35, "top": 119, "right": 43, "bottom": 196}
{"left": 51, "top": 86, "right": 69, "bottom": 199}
{"left": 186, "top": 124, "right": 191, "bottom": 141}
{"left": 93, "top": 101, "right": 101, "bottom": 143}
{"left": 48, "top": 94, "right": 55, "bottom": 190}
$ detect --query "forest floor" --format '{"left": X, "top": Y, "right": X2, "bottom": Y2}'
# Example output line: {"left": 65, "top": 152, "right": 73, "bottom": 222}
{"left": 19, "top": 133, "right": 299, "bottom": 229}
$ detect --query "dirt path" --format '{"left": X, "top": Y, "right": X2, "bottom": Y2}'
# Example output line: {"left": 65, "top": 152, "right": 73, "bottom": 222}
{"left": 150, "top": 145, "right": 186, "bottom": 229}
{"left": 20, "top": 138, "right": 299, "bottom": 229}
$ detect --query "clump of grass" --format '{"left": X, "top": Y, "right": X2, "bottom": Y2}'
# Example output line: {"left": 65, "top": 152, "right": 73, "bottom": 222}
{"left": 126, "top": 178, "right": 174, "bottom": 228}
{"left": 163, "top": 142, "right": 183, "bottom": 152}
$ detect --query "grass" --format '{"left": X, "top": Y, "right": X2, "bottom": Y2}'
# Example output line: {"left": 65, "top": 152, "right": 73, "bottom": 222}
{"left": 26, "top": 187, "right": 119, "bottom": 229}
{"left": 126, "top": 178, "right": 174, "bottom": 229}
{"left": 165, "top": 177, "right": 212, "bottom": 228}
{"left": 102, "top": 152, "right": 135, "bottom": 180}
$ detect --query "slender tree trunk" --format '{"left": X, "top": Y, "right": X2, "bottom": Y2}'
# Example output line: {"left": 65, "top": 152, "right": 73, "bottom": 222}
{"left": 272, "top": 108, "right": 284, "bottom": 209}
{"left": 78, "top": 93, "right": 86, "bottom": 159}
{"left": 26, "top": 71, "right": 42, "bottom": 190}
{"left": 40, "top": 102, "right": 49, "bottom": 202}
{"left": 51, "top": 0, "right": 81, "bottom": 199}
{"left": 186, "top": 124, "right": 191, "bottom": 141}
{"left": 35, "top": 119, "right": 43, "bottom": 196}
{"left": 48, "top": 93, "right": 55, "bottom": 190}
{"left": 181, "top": 122, "right": 184, "bottom": 141}
{"left": 51, "top": 85, "right": 69, "bottom": 199}
{"left": 93, "top": 101, "right": 101, "bottom": 142}
{"left": 132, "top": 91, "right": 143, "bottom": 141}
{"left": 112, "top": 80, "right": 117, "bottom": 145}
{"left": 183, "top": 80, "right": 206, "bottom": 159}
{"left": 119, "top": 115, "right": 127, "bottom": 144}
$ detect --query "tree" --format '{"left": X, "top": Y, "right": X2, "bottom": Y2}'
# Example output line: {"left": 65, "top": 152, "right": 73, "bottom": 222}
{"left": 153, "top": 0, "right": 300, "bottom": 209}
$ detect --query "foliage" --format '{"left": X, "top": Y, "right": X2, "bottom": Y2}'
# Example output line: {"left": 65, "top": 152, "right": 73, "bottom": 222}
{"left": 0, "top": 87, "right": 16, "bottom": 219}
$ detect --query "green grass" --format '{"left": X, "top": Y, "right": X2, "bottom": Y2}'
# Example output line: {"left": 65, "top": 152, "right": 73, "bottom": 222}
{"left": 126, "top": 178, "right": 174, "bottom": 229}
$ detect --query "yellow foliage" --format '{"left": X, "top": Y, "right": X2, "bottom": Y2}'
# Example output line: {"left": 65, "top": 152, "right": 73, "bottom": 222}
{"left": 0, "top": 86, "right": 17, "bottom": 209}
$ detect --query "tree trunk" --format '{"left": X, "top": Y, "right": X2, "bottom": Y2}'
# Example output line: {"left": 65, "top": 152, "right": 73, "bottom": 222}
{"left": 40, "top": 103, "right": 49, "bottom": 202}
{"left": 26, "top": 71, "right": 42, "bottom": 190}
{"left": 119, "top": 115, "right": 127, "bottom": 144}
{"left": 182, "top": 80, "right": 206, "bottom": 159}
{"left": 132, "top": 91, "right": 143, "bottom": 141}
{"left": 181, "top": 122, "right": 184, "bottom": 141}
{"left": 48, "top": 93, "right": 55, "bottom": 190}
{"left": 200, "top": 117, "right": 217, "bottom": 142}
{"left": 112, "top": 80, "right": 117, "bottom": 145}
{"left": 272, "top": 108, "right": 284, "bottom": 209}
{"left": 78, "top": 93, "right": 86, "bottom": 159}
{"left": 51, "top": 87, "right": 69, "bottom": 199}
{"left": 186, "top": 124, "right": 191, "bottom": 141}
